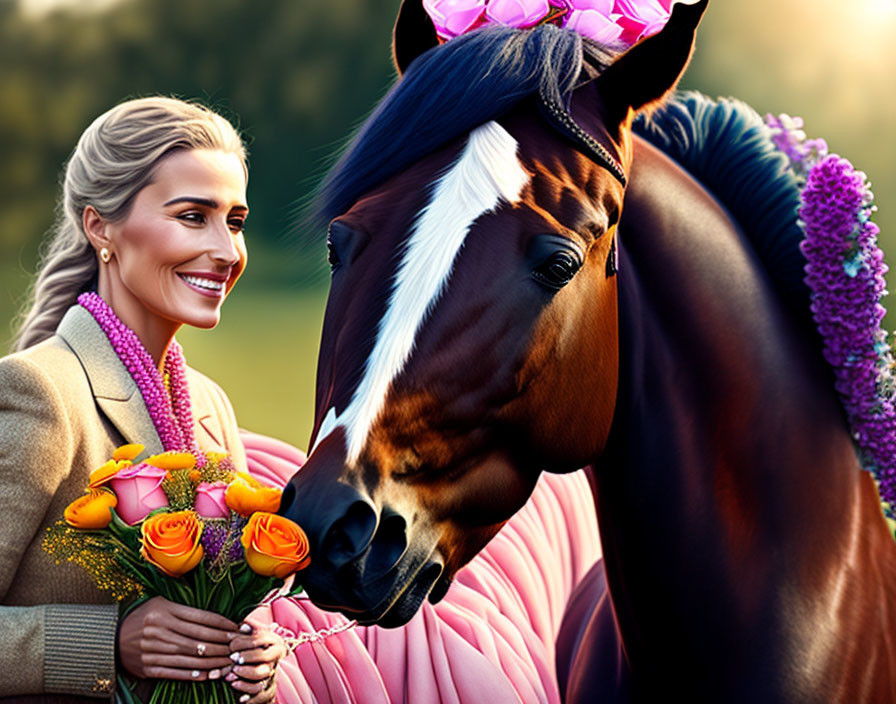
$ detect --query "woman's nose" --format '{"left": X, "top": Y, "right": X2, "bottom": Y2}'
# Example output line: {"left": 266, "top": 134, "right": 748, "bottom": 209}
{"left": 209, "top": 222, "right": 241, "bottom": 266}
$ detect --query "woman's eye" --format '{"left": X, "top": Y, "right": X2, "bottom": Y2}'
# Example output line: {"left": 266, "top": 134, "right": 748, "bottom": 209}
{"left": 228, "top": 218, "right": 246, "bottom": 234}
{"left": 532, "top": 250, "right": 583, "bottom": 289}
{"left": 178, "top": 212, "right": 205, "bottom": 225}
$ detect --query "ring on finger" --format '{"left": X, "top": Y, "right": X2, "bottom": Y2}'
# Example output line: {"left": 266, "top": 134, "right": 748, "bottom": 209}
{"left": 196, "top": 642, "right": 207, "bottom": 656}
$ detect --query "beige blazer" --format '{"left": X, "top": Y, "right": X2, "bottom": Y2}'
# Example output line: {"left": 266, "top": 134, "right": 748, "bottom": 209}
{"left": 0, "top": 305, "right": 246, "bottom": 701}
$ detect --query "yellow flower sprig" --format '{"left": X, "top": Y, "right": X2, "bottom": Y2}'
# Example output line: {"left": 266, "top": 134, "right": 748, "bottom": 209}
{"left": 43, "top": 521, "right": 143, "bottom": 601}
{"left": 162, "top": 470, "right": 197, "bottom": 511}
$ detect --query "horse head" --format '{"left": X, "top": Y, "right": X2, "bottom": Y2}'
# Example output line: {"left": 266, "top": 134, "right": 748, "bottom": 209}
{"left": 281, "top": 0, "right": 709, "bottom": 626}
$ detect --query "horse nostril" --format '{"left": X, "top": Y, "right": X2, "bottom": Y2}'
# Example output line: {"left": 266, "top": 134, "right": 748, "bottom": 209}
{"left": 321, "top": 500, "right": 378, "bottom": 566}
{"left": 365, "top": 508, "right": 408, "bottom": 577}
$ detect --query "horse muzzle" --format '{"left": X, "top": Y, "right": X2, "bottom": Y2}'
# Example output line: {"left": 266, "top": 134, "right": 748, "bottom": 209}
{"left": 279, "top": 431, "right": 445, "bottom": 626}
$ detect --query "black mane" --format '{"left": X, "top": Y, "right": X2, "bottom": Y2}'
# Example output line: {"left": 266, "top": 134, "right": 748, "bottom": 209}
{"left": 317, "top": 24, "right": 616, "bottom": 222}
{"left": 634, "top": 92, "right": 811, "bottom": 324}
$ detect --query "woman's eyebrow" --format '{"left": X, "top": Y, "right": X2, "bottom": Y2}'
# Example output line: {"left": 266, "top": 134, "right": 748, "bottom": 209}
{"left": 164, "top": 196, "right": 248, "bottom": 212}
{"left": 163, "top": 196, "right": 218, "bottom": 208}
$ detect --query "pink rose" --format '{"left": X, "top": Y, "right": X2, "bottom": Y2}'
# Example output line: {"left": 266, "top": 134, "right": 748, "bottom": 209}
{"left": 423, "top": 0, "right": 488, "bottom": 39}
{"left": 566, "top": 0, "right": 615, "bottom": 12}
{"left": 564, "top": 9, "right": 624, "bottom": 44}
{"left": 194, "top": 481, "right": 230, "bottom": 519}
{"left": 486, "top": 0, "right": 551, "bottom": 27}
{"left": 616, "top": 0, "right": 706, "bottom": 43}
{"left": 107, "top": 463, "right": 169, "bottom": 525}
{"left": 615, "top": 0, "right": 668, "bottom": 24}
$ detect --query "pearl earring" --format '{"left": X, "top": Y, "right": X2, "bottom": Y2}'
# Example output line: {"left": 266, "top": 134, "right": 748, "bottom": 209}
{"left": 100, "top": 247, "right": 111, "bottom": 264}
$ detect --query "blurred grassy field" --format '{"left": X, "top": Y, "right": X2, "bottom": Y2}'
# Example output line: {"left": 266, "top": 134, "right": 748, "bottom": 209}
{"left": 178, "top": 286, "right": 327, "bottom": 452}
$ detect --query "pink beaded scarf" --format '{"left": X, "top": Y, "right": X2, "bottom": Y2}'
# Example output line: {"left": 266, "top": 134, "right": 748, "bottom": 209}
{"left": 78, "top": 292, "right": 201, "bottom": 457}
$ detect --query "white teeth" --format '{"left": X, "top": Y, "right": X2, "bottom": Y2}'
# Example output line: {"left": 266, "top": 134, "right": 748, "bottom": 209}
{"left": 180, "top": 274, "right": 224, "bottom": 292}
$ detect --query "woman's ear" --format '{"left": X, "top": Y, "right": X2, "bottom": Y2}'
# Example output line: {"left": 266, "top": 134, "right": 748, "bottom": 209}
{"left": 392, "top": 0, "right": 440, "bottom": 76}
{"left": 82, "top": 205, "right": 112, "bottom": 256}
{"left": 595, "top": 0, "right": 709, "bottom": 137}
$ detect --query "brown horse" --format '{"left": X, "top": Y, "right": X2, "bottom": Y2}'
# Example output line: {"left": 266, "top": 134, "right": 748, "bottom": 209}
{"left": 280, "top": 1, "right": 896, "bottom": 699}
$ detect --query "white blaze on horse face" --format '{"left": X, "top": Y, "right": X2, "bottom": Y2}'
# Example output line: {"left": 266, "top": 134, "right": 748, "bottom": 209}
{"left": 312, "top": 121, "right": 531, "bottom": 464}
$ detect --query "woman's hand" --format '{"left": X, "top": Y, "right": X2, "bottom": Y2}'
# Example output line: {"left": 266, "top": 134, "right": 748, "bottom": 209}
{"left": 118, "top": 596, "right": 239, "bottom": 681}
{"left": 226, "top": 624, "right": 287, "bottom": 703}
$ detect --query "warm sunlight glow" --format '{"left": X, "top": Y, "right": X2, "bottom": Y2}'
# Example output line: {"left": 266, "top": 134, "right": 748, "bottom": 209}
{"left": 865, "top": 0, "right": 896, "bottom": 20}
{"left": 19, "top": 0, "right": 120, "bottom": 17}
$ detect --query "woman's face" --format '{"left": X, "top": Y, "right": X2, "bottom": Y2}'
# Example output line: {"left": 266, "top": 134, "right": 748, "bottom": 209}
{"left": 101, "top": 148, "right": 248, "bottom": 334}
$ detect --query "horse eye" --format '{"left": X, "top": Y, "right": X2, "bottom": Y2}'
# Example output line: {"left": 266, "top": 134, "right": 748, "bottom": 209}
{"left": 327, "top": 221, "right": 358, "bottom": 272}
{"left": 326, "top": 239, "right": 340, "bottom": 271}
{"left": 532, "top": 249, "right": 583, "bottom": 290}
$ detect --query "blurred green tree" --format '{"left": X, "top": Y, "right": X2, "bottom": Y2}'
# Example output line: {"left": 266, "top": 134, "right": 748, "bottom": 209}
{"left": 2, "top": 0, "right": 894, "bottom": 328}
{"left": 0, "top": 0, "right": 400, "bottom": 290}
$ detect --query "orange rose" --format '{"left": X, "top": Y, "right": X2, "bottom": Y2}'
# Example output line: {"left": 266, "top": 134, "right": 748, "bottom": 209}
{"left": 144, "top": 452, "right": 196, "bottom": 471}
{"left": 225, "top": 473, "right": 282, "bottom": 517}
{"left": 241, "top": 512, "right": 310, "bottom": 578}
{"left": 88, "top": 459, "right": 130, "bottom": 489}
{"left": 64, "top": 489, "right": 118, "bottom": 529}
{"left": 112, "top": 444, "right": 145, "bottom": 461}
{"left": 140, "top": 511, "right": 204, "bottom": 577}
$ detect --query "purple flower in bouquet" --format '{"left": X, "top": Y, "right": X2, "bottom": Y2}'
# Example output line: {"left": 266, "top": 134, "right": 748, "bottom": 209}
{"left": 200, "top": 521, "right": 229, "bottom": 562}
{"left": 201, "top": 513, "right": 246, "bottom": 567}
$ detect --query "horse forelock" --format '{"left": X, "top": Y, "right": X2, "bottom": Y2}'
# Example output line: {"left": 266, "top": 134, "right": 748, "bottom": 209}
{"left": 317, "top": 24, "right": 617, "bottom": 225}
{"left": 313, "top": 121, "right": 531, "bottom": 463}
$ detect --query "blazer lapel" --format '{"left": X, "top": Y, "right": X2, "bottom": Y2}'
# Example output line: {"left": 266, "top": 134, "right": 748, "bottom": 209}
{"left": 197, "top": 414, "right": 224, "bottom": 448}
{"left": 56, "top": 306, "right": 164, "bottom": 455}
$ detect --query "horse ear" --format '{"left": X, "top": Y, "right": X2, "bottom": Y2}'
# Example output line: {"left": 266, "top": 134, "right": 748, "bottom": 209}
{"left": 595, "top": 0, "right": 709, "bottom": 132}
{"left": 393, "top": 0, "right": 440, "bottom": 76}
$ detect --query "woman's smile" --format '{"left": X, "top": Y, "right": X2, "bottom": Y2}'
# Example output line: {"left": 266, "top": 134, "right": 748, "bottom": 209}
{"left": 90, "top": 147, "right": 249, "bottom": 360}
{"left": 176, "top": 271, "right": 230, "bottom": 298}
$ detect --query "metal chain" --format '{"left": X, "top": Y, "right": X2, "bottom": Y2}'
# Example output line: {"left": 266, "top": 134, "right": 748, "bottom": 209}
{"left": 272, "top": 619, "right": 358, "bottom": 653}
{"left": 260, "top": 585, "right": 359, "bottom": 653}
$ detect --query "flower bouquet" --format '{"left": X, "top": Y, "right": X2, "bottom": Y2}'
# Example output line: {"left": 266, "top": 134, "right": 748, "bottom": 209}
{"left": 44, "top": 444, "right": 310, "bottom": 704}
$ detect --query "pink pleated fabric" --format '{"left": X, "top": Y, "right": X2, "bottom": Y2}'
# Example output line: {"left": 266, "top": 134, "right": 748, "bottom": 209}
{"left": 241, "top": 431, "right": 601, "bottom": 704}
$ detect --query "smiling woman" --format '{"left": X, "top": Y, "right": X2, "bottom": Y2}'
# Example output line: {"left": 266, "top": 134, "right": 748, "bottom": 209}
{"left": 0, "top": 97, "right": 283, "bottom": 703}
{"left": 80, "top": 148, "right": 249, "bottom": 361}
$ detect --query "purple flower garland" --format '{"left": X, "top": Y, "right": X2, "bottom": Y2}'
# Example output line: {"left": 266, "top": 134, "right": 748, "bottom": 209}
{"left": 766, "top": 114, "right": 896, "bottom": 532}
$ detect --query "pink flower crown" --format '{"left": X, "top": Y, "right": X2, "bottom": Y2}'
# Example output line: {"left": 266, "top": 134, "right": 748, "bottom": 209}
{"left": 423, "top": 0, "right": 700, "bottom": 47}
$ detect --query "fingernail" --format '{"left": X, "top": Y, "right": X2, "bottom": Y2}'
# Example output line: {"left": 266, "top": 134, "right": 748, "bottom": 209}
{"left": 191, "top": 670, "right": 200, "bottom": 679}
{"left": 225, "top": 672, "right": 238, "bottom": 682}
{"left": 240, "top": 696, "right": 250, "bottom": 703}
{"left": 209, "top": 669, "right": 221, "bottom": 680}
{"left": 229, "top": 652, "right": 240, "bottom": 662}
{"left": 238, "top": 654, "right": 245, "bottom": 665}
{"left": 239, "top": 623, "right": 253, "bottom": 634}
